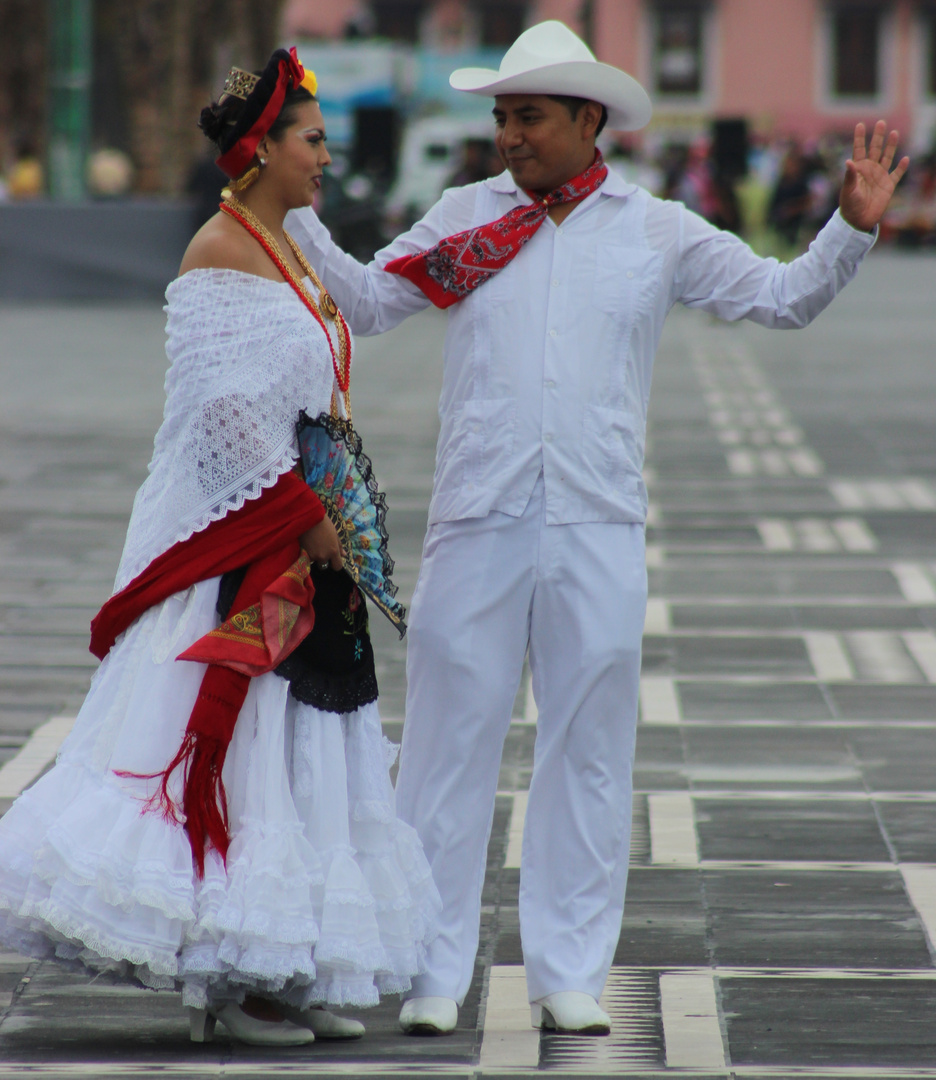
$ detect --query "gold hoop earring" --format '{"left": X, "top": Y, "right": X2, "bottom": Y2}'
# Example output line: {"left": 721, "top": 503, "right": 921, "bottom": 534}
{"left": 220, "top": 163, "right": 260, "bottom": 201}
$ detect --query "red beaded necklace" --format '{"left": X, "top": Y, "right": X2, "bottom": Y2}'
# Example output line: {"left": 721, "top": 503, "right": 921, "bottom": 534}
{"left": 220, "top": 199, "right": 351, "bottom": 399}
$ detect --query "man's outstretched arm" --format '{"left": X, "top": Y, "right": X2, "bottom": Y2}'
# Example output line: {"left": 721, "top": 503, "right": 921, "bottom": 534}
{"left": 285, "top": 208, "right": 430, "bottom": 336}
{"left": 287, "top": 186, "right": 477, "bottom": 336}
{"left": 674, "top": 120, "right": 909, "bottom": 328}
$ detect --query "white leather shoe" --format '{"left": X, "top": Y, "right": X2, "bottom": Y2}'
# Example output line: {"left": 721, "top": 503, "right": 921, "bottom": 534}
{"left": 281, "top": 1004, "right": 365, "bottom": 1039}
{"left": 399, "top": 996, "right": 458, "bottom": 1035}
{"left": 189, "top": 1003, "right": 316, "bottom": 1045}
{"left": 530, "top": 991, "right": 611, "bottom": 1035}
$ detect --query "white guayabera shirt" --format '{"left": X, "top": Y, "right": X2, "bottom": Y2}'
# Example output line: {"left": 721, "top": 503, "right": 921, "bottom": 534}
{"left": 287, "top": 168, "right": 875, "bottom": 529}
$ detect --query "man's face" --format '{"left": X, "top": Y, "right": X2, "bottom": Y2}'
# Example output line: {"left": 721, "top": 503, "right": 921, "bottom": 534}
{"left": 492, "top": 94, "right": 599, "bottom": 194}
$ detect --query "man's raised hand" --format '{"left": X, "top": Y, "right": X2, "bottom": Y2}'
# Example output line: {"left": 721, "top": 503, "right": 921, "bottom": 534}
{"left": 840, "top": 120, "right": 910, "bottom": 233}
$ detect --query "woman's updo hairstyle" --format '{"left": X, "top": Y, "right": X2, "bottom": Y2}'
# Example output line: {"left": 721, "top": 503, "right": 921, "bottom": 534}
{"left": 198, "top": 48, "right": 317, "bottom": 178}
{"left": 199, "top": 83, "right": 314, "bottom": 150}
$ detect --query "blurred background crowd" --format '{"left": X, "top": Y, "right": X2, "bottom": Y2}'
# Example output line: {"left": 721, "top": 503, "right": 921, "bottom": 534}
{"left": 1, "top": 0, "right": 935, "bottom": 294}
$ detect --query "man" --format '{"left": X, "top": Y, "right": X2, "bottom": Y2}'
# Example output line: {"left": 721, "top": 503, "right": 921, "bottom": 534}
{"left": 288, "top": 21, "right": 908, "bottom": 1036}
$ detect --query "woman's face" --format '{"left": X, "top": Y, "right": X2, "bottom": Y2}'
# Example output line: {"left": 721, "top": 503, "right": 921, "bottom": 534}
{"left": 262, "top": 100, "right": 332, "bottom": 208}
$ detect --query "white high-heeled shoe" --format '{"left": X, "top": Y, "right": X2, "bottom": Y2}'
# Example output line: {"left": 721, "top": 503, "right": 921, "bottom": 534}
{"left": 188, "top": 1003, "right": 316, "bottom": 1045}
{"left": 530, "top": 991, "right": 611, "bottom": 1035}
{"left": 281, "top": 1004, "right": 365, "bottom": 1039}
{"left": 399, "top": 996, "right": 458, "bottom": 1035}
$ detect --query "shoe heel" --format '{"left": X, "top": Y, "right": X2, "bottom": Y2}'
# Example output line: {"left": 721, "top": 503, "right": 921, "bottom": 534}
{"left": 189, "top": 1007, "right": 217, "bottom": 1043}
{"left": 530, "top": 1003, "right": 543, "bottom": 1028}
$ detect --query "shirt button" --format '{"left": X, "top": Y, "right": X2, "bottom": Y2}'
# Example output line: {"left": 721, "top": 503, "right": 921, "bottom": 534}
{"left": 544, "top": 433, "right": 554, "bottom": 442}
{"left": 626, "top": 271, "right": 635, "bottom": 279}
{"left": 552, "top": 279, "right": 560, "bottom": 287}
{"left": 544, "top": 379, "right": 556, "bottom": 388}
{"left": 548, "top": 329, "right": 557, "bottom": 337}
{"left": 556, "top": 227, "right": 563, "bottom": 234}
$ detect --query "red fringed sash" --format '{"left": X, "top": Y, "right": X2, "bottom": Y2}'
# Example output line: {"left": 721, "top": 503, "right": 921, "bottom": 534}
{"left": 92, "top": 471, "right": 325, "bottom": 876}
{"left": 384, "top": 152, "right": 608, "bottom": 309}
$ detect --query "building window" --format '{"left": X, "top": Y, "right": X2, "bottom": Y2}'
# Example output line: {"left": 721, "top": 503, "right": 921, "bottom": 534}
{"left": 373, "top": 1, "right": 427, "bottom": 43}
{"left": 654, "top": 3, "right": 705, "bottom": 96}
{"left": 830, "top": 5, "right": 881, "bottom": 97}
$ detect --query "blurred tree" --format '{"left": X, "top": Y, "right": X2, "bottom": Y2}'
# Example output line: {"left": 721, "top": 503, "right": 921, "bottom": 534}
{"left": 102, "top": 0, "right": 288, "bottom": 194}
{"left": 0, "top": 0, "right": 49, "bottom": 172}
{"left": 0, "top": 0, "right": 287, "bottom": 195}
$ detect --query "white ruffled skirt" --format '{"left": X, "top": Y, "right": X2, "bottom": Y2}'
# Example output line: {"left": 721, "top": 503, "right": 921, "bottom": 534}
{"left": 0, "top": 578, "right": 440, "bottom": 1010}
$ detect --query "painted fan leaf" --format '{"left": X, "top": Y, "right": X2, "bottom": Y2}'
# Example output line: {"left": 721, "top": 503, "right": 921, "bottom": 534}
{"left": 296, "top": 411, "right": 406, "bottom": 637}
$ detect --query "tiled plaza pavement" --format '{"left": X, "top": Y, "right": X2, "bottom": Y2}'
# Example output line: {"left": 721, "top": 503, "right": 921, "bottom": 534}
{"left": 0, "top": 250, "right": 935, "bottom": 1077}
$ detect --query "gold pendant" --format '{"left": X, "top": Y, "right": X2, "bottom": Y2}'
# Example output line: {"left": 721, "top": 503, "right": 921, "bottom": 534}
{"left": 321, "top": 292, "right": 338, "bottom": 318}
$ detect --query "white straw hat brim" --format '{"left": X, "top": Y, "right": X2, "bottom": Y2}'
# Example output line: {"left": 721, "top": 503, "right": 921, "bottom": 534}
{"left": 449, "top": 60, "right": 652, "bottom": 132}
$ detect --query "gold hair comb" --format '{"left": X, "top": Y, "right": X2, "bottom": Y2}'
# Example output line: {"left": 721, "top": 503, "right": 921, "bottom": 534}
{"left": 220, "top": 67, "right": 261, "bottom": 102}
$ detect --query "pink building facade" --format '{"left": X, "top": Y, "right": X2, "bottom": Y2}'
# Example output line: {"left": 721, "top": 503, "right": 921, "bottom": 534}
{"left": 590, "top": 0, "right": 935, "bottom": 151}
{"left": 283, "top": 0, "right": 936, "bottom": 150}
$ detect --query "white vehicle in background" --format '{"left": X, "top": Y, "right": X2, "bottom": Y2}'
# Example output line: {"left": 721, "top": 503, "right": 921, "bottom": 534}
{"left": 385, "top": 115, "right": 498, "bottom": 225}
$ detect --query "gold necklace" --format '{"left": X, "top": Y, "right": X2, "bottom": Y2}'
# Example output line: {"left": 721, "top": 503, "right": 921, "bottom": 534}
{"left": 221, "top": 197, "right": 351, "bottom": 419}
{"left": 285, "top": 237, "right": 340, "bottom": 319}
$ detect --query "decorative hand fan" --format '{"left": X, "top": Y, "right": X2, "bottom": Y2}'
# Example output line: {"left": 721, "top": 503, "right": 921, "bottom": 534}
{"left": 296, "top": 410, "right": 406, "bottom": 637}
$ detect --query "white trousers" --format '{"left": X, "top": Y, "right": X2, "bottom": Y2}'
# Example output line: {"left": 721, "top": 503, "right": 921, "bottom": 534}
{"left": 395, "top": 476, "right": 647, "bottom": 1004}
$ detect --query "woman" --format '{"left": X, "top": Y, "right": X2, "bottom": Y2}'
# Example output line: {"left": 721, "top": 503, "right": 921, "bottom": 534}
{"left": 0, "top": 49, "right": 439, "bottom": 1046}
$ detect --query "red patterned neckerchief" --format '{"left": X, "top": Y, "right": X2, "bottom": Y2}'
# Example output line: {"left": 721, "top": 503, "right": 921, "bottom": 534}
{"left": 384, "top": 151, "right": 608, "bottom": 309}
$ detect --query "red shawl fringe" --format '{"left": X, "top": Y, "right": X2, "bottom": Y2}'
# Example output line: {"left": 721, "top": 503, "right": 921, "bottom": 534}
{"left": 99, "top": 470, "right": 324, "bottom": 876}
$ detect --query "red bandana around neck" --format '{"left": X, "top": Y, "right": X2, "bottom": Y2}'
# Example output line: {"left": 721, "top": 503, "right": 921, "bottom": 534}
{"left": 384, "top": 151, "right": 608, "bottom": 309}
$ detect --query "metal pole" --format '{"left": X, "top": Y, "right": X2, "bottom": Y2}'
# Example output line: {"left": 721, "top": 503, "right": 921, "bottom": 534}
{"left": 48, "top": 0, "right": 92, "bottom": 201}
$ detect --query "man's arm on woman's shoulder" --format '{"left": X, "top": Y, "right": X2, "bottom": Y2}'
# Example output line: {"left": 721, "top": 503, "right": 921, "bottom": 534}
{"left": 286, "top": 185, "right": 475, "bottom": 336}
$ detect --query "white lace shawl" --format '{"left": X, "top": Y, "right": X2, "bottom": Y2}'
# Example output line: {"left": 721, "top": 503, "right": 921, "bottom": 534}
{"left": 114, "top": 268, "right": 341, "bottom": 592}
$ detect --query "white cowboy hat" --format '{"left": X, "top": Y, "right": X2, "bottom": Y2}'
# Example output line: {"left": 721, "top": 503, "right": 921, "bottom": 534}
{"left": 449, "top": 21, "right": 652, "bottom": 132}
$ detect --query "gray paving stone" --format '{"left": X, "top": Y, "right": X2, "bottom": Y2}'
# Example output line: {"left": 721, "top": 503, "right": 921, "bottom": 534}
{"left": 671, "top": 602, "right": 936, "bottom": 631}
{"left": 829, "top": 684, "right": 936, "bottom": 719}
{"left": 672, "top": 603, "right": 801, "bottom": 630}
{"left": 678, "top": 680, "right": 834, "bottom": 721}
{"left": 704, "top": 869, "right": 932, "bottom": 968}
{"left": 632, "top": 725, "right": 690, "bottom": 790}
{"left": 861, "top": 513, "right": 936, "bottom": 556}
{"left": 652, "top": 564, "right": 906, "bottom": 598}
{"left": 0, "top": 708, "right": 52, "bottom": 738}
{"left": 680, "top": 726, "right": 862, "bottom": 790}
{"left": 695, "top": 798, "right": 893, "bottom": 862}
{"left": 642, "top": 634, "right": 812, "bottom": 677}
{"left": 792, "top": 604, "right": 933, "bottom": 631}
{"left": 878, "top": 802, "right": 936, "bottom": 862}
{"left": 849, "top": 729, "right": 936, "bottom": 792}
{"left": 0, "top": 608, "right": 98, "bottom": 636}
{"left": 615, "top": 870, "right": 709, "bottom": 967}
{"left": 722, "top": 977, "right": 936, "bottom": 1068}
{"left": 0, "top": 638, "right": 100, "bottom": 667}
{"left": 647, "top": 523, "right": 763, "bottom": 549}
{"left": 648, "top": 480, "right": 840, "bottom": 514}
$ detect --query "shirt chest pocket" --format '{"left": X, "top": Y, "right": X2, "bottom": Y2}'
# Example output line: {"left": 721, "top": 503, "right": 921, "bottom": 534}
{"left": 476, "top": 257, "right": 523, "bottom": 309}
{"left": 590, "top": 245, "right": 663, "bottom": 321}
